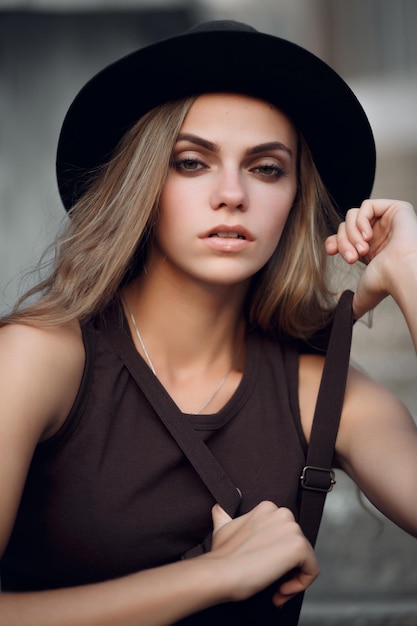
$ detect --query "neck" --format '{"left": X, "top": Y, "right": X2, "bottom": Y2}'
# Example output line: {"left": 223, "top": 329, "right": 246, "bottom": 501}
{"left": 122, "top": 271, "right": 247, "bottom": 368}
{"left": 120, "top": 265, "right": 248, "bottom": 413}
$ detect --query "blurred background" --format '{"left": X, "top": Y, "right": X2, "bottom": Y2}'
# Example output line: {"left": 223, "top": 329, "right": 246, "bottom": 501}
{"left": 1, "top": 0, "right": 416, "bottom": 623}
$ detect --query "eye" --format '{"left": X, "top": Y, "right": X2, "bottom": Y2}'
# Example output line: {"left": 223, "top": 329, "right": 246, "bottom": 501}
{"left": 171, "top": 157, "right": 207, "bottom": 173}
{"left": 250, "top": 162, "right": 287, "bottom": 180}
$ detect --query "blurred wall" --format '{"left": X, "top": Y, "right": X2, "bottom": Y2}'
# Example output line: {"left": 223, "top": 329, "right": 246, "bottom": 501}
{"left": 1, "top": 0, "right": 416, "bottom": 310}
{"left": 0, "top": 4, "right": 196, "bottom": 311}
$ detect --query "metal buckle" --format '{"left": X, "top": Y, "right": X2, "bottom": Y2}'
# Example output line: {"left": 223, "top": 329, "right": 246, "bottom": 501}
{"left": 300, "top": 465, "right": 336, "bottom": 493}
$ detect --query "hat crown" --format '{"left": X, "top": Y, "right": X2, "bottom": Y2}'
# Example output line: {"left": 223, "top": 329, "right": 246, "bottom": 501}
{"left": 185, "top": 20, "right": 258, "bottom": 35}
{"left": 56, "top": 19, "right": 375, "bottom": 215}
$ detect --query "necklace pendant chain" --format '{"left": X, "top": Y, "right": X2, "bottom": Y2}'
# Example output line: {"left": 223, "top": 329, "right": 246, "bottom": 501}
{"left": 123, "top": 297, "right": 238, "bottom": 415}
{"left": 126, "top": 302, "right": 157, "bottom": 376}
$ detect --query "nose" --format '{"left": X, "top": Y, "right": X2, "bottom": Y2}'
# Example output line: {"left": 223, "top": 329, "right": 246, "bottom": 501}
{"left": 210, "top": 167, "right": 248, "bottom": 212}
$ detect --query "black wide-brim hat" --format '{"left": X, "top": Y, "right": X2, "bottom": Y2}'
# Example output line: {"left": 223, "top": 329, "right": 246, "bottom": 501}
{"left": 56, "top": 20, "right": 376, "bottom": 218}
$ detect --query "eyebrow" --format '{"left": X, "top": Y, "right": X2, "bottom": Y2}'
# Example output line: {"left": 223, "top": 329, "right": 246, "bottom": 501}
{"left": 176, "top": 133, "right": 218, "bottom": 152}
{"left": 248, "top": 142, "right": 293, "bottom": 158}
{"left": 175, "top": 133, "right": 293, "bottom": 159}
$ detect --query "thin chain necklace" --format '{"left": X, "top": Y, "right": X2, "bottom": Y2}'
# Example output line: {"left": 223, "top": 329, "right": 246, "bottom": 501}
{"left": 123, "top": 297, "right": 240, "bottom": 415}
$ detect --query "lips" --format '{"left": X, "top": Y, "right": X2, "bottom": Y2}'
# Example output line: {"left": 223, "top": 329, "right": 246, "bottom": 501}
{"left": 202, "top": 225, "right": 253, "bottom": 241}
{"left": 209, "top": 232, "right": 246, "bottom": 239}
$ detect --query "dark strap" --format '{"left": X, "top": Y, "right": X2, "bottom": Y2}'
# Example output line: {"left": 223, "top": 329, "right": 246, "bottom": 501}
{"left": 104, "top": 292, "right": 353, "bottom": 624}
{"left": 278, "top": 289, "right": 354, "bottom": 625}
{"left": 104, "top": 290, "right": 352, "bottom": 568}
{"left": 298, "top": 289, "right": 354, "bottom": 548}
{"left": 104, "top": 300, "right": 242, "bottom": 519}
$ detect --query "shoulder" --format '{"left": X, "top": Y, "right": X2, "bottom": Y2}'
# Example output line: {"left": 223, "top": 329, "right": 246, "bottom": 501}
{"left": 0, "top": 321, "right": 85, "bottom": 554}
{"left": 298, "top": 352, "right": 416, "bottom": 461}
{"left": 0, "top": 320, "right": 85, "bottom": 440}
{"left": 297, "top": 352, "right": 406, "bottom": 434}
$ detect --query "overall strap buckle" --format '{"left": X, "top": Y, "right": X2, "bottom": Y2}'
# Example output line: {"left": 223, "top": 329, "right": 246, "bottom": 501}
{"left": 300, "top": 465, "right": 336, "bottom": 493}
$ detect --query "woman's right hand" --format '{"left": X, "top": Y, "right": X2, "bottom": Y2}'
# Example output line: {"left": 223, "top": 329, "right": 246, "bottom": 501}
{"left": 208, "top": 500, "right": 319, "bottom": 606}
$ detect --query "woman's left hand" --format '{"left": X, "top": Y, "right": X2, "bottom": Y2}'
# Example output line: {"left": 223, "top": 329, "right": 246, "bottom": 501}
{"left": 325, "top": 199, "right": 417, "bottom": 320}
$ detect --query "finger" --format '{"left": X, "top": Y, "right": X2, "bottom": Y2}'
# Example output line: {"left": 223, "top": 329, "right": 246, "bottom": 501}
{"left": 272, "top": 557, "right": 320, "bottom": 606}
{"left": 278, "top": 567, "right": 318, "bottom": 597}
{"left": 330, "top": 221, "right": 361, "bottom": 264}
{"left": 355, "top": 199, "right": 377, "bottom": 240}
{"left": 211, "top": 504, "right": 232, "bottom": 532}
{"left": 344, "top": 209, "right": 370, "bottom": 257}
{"left": 324, "top": 234, "right": 338, "bottom": 256}
{"left": 357, "top": 198, "right": 407, "bottom": 228}
{"left": 272, "top": 590, "right": 296, "bottom": 606}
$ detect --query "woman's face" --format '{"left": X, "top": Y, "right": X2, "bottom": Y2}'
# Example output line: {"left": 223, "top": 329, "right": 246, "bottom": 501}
{"left": 153, "top": 93, "right": 298, "bottom": 289}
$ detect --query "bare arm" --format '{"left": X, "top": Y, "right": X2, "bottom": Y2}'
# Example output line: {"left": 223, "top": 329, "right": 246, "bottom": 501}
{"left": 0, "top": 323, "right": 318, "bottom": 625}
{"left": 299, "top": 199, "right": 417, "bottom": 536}
{"left": 300, "top": 355, "right": 417, "bottom": 537}
{"left": 1, "top": 503, "right": 318, "bottom": 626}
{"left": 336, "top": 367, "right": 417, "bottom": 536}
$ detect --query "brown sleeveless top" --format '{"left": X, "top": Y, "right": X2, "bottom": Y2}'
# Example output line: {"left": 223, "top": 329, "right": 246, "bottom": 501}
{"left": 1, "top": 300, "right": 309, "bottom": 620}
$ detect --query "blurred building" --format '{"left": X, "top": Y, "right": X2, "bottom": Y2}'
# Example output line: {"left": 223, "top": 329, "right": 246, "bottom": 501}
{"left": 1, "top": 1, "right": 416, "bottom": 623}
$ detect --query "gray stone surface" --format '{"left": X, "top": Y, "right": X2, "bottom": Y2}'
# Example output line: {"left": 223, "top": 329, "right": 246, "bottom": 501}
{"left": 302, "top": 600, "right": 417, "bottom": 626}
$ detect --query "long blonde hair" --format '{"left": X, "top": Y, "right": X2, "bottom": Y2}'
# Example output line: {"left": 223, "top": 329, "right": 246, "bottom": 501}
{"left": 2, "top": 96, "right": 340, "bottom": 338}
{"left": 249, "top": 134, "right": 340, "bottom": 338}
{"left": 2, "top": 97, "right": 196, "bottom": 326}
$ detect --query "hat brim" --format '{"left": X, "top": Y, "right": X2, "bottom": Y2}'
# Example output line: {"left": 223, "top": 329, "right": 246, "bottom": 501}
{"left": 56, "top": 22, "right": 376, "bottom": 217}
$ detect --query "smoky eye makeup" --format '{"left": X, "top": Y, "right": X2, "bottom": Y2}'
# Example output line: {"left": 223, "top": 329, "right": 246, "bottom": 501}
{"left": 170, "top": 156, "right": 207, "bottom": 173}
{"left": 249, "top": 162, "right": 288, "bottom": 180}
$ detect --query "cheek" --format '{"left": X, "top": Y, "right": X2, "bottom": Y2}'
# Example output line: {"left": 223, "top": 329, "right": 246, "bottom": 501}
{"left": 154, "top": 212, "right": 180, "bottom": 252}
{"left": 263, "top": 221, "right": 287, "bottom": 258}
{"left": 257, "top": 196, "right": 294, "bottom": 261}
{"left": 263, "top": 195, "right": 294, "bottom": 239}
{"left": 155, "top": 191, "right": 196, "bottom": 255}
{"left": 157, "top": 185, "right": 181, "bottom": 239}
{"left": 158, "top": 179, "right": 196, "bottom": 226}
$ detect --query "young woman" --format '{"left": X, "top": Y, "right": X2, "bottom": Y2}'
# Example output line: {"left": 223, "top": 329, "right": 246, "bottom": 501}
{"left": 0, "top": 20, "right": 416, "bottom": 626}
